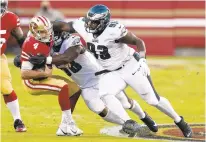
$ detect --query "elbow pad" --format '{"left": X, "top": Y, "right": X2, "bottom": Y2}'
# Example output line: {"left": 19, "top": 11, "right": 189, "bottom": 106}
{"left": 13, "top": 55, "right": 21, "bottom": 68}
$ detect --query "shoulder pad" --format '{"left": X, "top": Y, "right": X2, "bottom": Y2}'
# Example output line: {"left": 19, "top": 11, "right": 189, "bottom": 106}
{"left": 106, "top": 21, "right": 128, "bottom": 40}
{"left": 67, "top": 35, "right": 82, "bottom": 47}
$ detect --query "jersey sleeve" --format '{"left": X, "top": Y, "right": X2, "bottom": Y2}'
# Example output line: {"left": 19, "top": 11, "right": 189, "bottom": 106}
{"left": 9, "top": 12, "right": 21, "bottom": 28}
{"left": 107, "top": 21, "right": 128, "bottom": 40}
{"left": 21, "top": 42, "right": 32, "bottom": 62}
{"left": 59, "top": 35, "right": 82, "bottom": 54}
{"left": 21, "top": 41, "right": 34, "bottom": 70}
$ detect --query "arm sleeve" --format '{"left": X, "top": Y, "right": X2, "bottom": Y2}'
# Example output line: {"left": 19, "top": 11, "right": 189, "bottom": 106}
{"left": 11, "top": 13, "right": 20, "bottom": 28}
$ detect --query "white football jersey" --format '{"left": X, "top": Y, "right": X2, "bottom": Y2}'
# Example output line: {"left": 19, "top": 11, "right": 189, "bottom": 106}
{"left": 56, "top": 35, "right": 103, "bottom": 88}
{"left": 73, "top": 17, "right": 135, "bottom": 70}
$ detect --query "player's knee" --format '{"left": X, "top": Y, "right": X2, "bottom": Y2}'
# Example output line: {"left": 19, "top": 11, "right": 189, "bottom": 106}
{"left": 1, "top": 80, "right": 13, "bottom": 95}
{"left": 87, "top": 98, "right": 105, "bottom": 114}
{"left": 144, "top": 94, "right": 159, "bottom": 106}
{"left": 117, "top": 98, "right": 131, "bottom": 109}
{"left": 121, "top": 102, "right": 131, "bottom": 109}
{"left": 158, "top": 96, "right": 169, "bottom": 105}
{"left": 60, "top": 82, "right": 68, "bottom": 89}
{"left": 116, "top": 93, "right": 131, "bottom": 109}
{"left": 60, "top": 84, "right": 69, "bottom": 91}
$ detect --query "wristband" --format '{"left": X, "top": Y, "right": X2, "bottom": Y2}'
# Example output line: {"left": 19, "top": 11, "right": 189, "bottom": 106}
{"left": 46, "top": 56, "right": 52, "bottom": 64}
{"left": 139, "top": 51, "right": 146, "bottom": 58}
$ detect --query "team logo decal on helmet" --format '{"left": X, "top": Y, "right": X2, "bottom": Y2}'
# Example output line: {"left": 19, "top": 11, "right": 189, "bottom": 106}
{"left": 85, "top": 4, "right": 111, "bottom": 34}
{"left": 29, "top": 16, "right": 53, "bottom": 43}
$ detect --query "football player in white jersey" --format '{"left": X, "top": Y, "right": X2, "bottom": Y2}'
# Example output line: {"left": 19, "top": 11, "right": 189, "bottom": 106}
{"left": 30, "top": 24, "right": 162, "bottom": 133}
{"left": 28, "top": 28, "right": 144, "bottom": 135}
{"left": 48, "top": 4, "right": 192, "bottom": 138}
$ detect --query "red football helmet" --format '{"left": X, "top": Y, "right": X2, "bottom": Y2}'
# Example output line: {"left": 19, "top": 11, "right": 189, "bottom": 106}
{"left": 29, "top": 16, "right": 53, "bottom": 43}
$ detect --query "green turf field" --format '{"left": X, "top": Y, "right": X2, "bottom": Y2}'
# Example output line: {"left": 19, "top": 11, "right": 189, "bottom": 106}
{"left": 1, "top": 56, "right": 205, "bottom": 142}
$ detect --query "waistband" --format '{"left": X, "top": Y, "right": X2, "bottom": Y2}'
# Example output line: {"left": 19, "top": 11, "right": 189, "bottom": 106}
{"left": 95, "top": 66, "right": 123, "bottom": 76}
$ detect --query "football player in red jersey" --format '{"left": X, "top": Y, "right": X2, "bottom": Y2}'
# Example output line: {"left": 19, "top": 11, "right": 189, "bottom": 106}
{"left": 0, "top": 0, "right": 26, "bottom": 132}
{"left": 20, "top": 16, "right": 83, "bottom": 136}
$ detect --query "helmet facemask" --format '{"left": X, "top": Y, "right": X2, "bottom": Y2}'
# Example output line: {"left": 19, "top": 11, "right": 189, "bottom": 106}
{"left": 85, "top": 8, "right": 110, "bottom": 34}
{"left": 0, "top": 0, "right": 8, "bottom": 17}
{"left": 29, "top": 21, "right": 53, "bottom": 43}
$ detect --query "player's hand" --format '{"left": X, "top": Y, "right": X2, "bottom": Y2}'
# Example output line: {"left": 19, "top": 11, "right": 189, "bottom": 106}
{"left": 44, "top": 65, "right": 52, "bottom": 77}
{"left": 139, "top": 58, "right": 150, "bottom": 76}
{"left": 29, "top": 54, "right": 47, "bottom": 67}
{"left": 13, "top": 55, "right": 21, "bottom": 68}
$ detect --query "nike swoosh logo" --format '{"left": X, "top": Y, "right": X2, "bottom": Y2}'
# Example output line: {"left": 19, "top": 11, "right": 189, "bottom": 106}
{"left": 186, "top": 131, "right": 192, "bottom": 137}
{"left": 132, "top": 66, "right": 141, "bottom": 75}
{"left": 153, "top": 123, "right": 157, "bottom": 127}
{"left": 71, "top": 129, "right": 77, "bottom": 134}
{"left": 60, "top": 128, "right": 67, "bottom": 135}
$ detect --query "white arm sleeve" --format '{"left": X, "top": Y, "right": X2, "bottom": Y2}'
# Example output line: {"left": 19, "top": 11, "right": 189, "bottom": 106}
{"left": 21, "top": 61, "right": 34, "bottom": 70}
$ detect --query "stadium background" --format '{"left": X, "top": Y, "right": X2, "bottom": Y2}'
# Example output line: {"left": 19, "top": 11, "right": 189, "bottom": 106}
{"left": 6, "top": 1, "right": 205, "bottom": 56}
{"left": 2, "top": 1, "right": 205, "bottom": 142}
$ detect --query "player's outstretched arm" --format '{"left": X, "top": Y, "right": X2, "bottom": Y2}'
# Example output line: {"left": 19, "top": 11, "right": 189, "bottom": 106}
{"left": 29, "top": 45, "right": 85, "bottom": 67}
{"left": 118, "top": 31, "right": 146, "bottom": 58}
{"left": 11, "top": 27, "right": 25, "bottom": 48}
{"left": 50, "top": 45, "right": 84, "bottom": 66}
{"left": 53, "top": 21, "right": 76, "bottom": 34}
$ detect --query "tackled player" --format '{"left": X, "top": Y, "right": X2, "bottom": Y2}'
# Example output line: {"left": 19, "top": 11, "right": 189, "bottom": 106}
{"left": 15, "top": 16, "right": 83, "bottom": 136}
{"left": 28, "top": 24, "right": 145, "bottom": 136}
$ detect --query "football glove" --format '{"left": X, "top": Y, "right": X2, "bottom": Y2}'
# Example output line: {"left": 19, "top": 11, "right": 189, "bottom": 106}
{"left": 139, "top": 58, "right": 150, "bottom": 77}
{"left": 29, "top": 54, "right": 47, "bottom": 68}
{"left": 13, "top": 55, "right": 21, "bottom": 68}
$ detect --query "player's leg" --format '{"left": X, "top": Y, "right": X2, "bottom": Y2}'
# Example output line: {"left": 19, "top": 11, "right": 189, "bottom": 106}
{"left": 23, "top": 77, "right": 83, "bottom": 136}
{"left": 99, "top": 71, "right": 157, "bottom": 132}
{"left": 51, "top": 75, "right": 81, "bottom": 113}
{"left": 147, "top": 75, "right": 192, "bottom": 137}
{"left": 116, "top": 91, "right": 158, "bottom": 132}
{"left": 119, "top": 57, "right": 192, "bottom": 137}
{"left": 0, "top": 54, "right": 26, "bottom": 132}
{"left": 98, "top": 72, "right": 132, "bottom": 122}
{"left": 98, "top": 72, "right": 142, "bottom": 134}
{"left": 81, "top": 84, "right": 141, "bottom": 135}
{"left": 81, "top": 85, "right": 126, "bottom": 125}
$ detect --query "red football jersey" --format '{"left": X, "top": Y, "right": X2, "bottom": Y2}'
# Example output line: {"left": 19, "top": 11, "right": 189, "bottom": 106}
{"left": 0, "top": 11, "right": 20, "bottom": 55}
{"left": 21, "top": 36, "right": 51, "bottom": 62}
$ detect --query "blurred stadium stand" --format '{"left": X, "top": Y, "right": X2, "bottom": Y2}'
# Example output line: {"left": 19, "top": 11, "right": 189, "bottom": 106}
{"left": 6, "top": 1, "right": 205, "bottom": 56}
